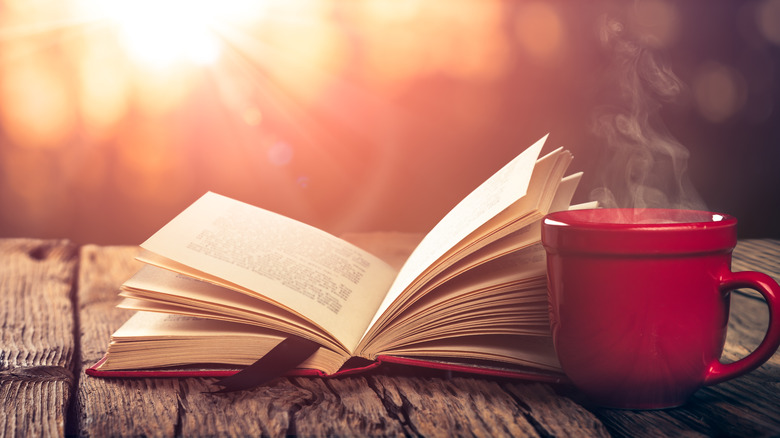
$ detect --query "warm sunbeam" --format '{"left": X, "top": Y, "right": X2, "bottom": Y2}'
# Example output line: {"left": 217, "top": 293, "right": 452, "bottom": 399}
{"left": 0, "top": 0, "right": 777, "bottom": 245}
{"left": 92, "top": 0, "right": 225, "bottom": 67}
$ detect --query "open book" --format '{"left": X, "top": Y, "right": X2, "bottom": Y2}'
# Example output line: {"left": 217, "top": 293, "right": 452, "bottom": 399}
{"left": 89, "top": 135, "right": 594, "bottom": 382}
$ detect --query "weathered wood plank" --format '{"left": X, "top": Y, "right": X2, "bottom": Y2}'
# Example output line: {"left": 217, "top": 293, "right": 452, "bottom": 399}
{"left": 72, "top": 245, "right": 181, "bottom": 437}
{"left": 176, "top": 377, "right": 318, "bottom": 437}
{"left": 0, "top": 367, "right": 72, "bottom": 437}
{"left": 68, "top": 237, "right": 780, "bottom": 437}
{"left": 175, "top": 374, "right": 611, "bottom": 437}
{"left": 73, "top": 377, "right": 180, "bottom": 437}
{"left": 366, "top": 375, "right": 609, "bottom": 437}
{"left": 291, "top": 376, "right": 409, "bottom": 436}
{"left": 0, "top": 239, "right": 78, "bottom": 438}
{"left": 732, "top": 239, "right": 780, "bottom": 280}
{"left": 501, "top": 382, "right": 611, "bottom": 437}
{"left": 0, "top": 239, "right": 78, "bottom": 369}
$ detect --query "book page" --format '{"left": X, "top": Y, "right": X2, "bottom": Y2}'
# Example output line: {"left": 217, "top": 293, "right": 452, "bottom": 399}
{"left": 384, "top": 170, "right": 580, "bottom": 320}
{"left": 360, "top": 244, "right": 548, "bottom": 355}
{"left": 569, "top": 200, "right": 600, "bottom": 210}
{"left": 362, "top": 136, "right": 548, "bottom": 340}
{"left": 139, "top": 192, "right": 398, "bottom": 353}
{"left": 99, "top": 311, "right": 347, "bottom": 374}
{"left": 119, "top": 265, "right": 347, "bottom": 353}
{"left": 362, "top": 221, "right": 543, "bottom": 341}
{"left": 375, "top": 335, "right": 561, "bottom": 371}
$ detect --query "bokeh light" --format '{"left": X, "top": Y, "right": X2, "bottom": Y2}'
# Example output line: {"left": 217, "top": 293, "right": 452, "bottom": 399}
{"left": 0, "top": 0, "right": 779, "bottom": 243}
{"left": 0, "top": 57, "right": 75, "bottom": 150}
{"left": 756, "top": 0, "right": 780, "bottom": 46}
{"left": 692, "top": 62, "right": 747, "bottom": 123}
{"left": 515, "top": 2, "right": 564, "bottom": 59}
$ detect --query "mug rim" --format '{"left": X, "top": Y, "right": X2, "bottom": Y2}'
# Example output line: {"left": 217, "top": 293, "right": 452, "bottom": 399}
{"left": 541, "top": 208, "right": 738, "bottom": 255}
{"left": 544, "top": 208, "right": 736, "bottom": 230}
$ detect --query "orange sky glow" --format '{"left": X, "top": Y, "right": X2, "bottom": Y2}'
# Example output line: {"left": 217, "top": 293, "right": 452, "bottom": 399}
{"left": 0, "top": 0, "right": 778, "bottom": 243}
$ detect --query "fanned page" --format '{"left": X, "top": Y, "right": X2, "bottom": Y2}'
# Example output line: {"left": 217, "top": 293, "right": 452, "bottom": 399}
{"left": 365, "top": 245, "right": 551, "bottom": 352}
{"left": 357, "top": 172, "right": 583, "bottom": 357}
{"left": 361, "top": 137, "right": 545, "bottom": 337}
{"left": 118, "top": 265, "right": 347, "bottom": 354}
{"left": 138, "top": 192, "right": 398, "bottom": 353}
{"left": 99, "top": 311, "right": 348, "bottom": 374}
{"left": 361, "top": 135, "right": 572, "bottom": 346}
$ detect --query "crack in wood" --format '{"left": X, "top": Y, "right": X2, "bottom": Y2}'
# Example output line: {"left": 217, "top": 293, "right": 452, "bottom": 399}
{"left": 286, "top": 377, "right": 321, "bottom": 436}
{"left": 3, "top": 238, "right": 778, "bottom": 436}
{"left": 502, "top": 390, "right": 555, "bottom": 438}
{"left": 366, "top": 376, "right": 420, "bottom": 436}
{"left": 65, "top": 244, "right": 82, "bottom": 437}
{"left": 174, "top": 379, "right": 189, "bottom": 437}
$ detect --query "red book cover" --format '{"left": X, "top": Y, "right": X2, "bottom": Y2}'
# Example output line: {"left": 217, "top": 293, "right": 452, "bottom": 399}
{"left": 86, "top": 354, "right": 568, "bottom": 384}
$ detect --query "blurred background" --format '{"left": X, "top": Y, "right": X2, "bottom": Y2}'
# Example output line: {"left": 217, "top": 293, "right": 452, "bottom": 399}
{"left": 0, "top": 0, "right": 778, "bottom": 245}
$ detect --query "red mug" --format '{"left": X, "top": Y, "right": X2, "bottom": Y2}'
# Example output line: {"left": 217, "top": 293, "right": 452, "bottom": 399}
{"left": 541, "top": 208, "right": 780, "bottom": 409}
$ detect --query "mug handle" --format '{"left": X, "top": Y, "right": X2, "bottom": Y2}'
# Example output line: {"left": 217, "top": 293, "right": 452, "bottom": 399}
{"left": 704, "top": 270, "right": 780, "bottom": 385}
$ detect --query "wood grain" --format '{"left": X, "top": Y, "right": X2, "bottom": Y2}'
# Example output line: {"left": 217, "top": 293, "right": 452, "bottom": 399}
{"left": 73, "top": 377, "right": 180, "bottom": 437}
{"left": 291, "top": 376, "right": 410, "bottom": 436}
{"left": 2, "top": 235, "right": 771, "bottom": 436}
{"left": 176, "top": 377, "right": 317, "bottom": 437}
{"left": 0, "top": 367, "right": 72, "bottom": 437}
{"left": 501, "top": 382, "right": 610, "bottom": 437}
{"left": 366, "top": 375, "right": 603, "bottom": 437}
{"left": 173, "top": 374, "right": 610, "bottom": 437}
{"left": 0, "top": 239, "right": 78, "bottom": 369}
{"left": 0, "top": 239, "right": 78, "bottom": 438}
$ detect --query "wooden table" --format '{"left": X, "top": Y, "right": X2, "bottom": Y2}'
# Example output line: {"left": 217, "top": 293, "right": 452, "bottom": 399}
{"left": 1, "top": 234, "right": 779, "bottom": 437}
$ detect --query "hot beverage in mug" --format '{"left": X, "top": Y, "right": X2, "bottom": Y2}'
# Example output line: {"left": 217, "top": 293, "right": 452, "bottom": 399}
{"left": 541, "top": 208, "right": 780, "bottom": 409}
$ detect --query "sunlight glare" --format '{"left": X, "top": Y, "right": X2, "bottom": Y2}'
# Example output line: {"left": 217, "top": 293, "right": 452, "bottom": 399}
{"left": 100, "top": 0, "right": 226, "bottom": 67}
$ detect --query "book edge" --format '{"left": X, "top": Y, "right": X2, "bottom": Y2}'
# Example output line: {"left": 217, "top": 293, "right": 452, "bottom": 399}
{"left": 85, "top": 354, "right": 568, "bottom": 384}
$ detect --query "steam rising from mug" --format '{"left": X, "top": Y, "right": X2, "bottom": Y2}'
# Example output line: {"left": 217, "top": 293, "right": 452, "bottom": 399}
{"left": 590, "top": 17, "right": 706, "bottom": 211}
